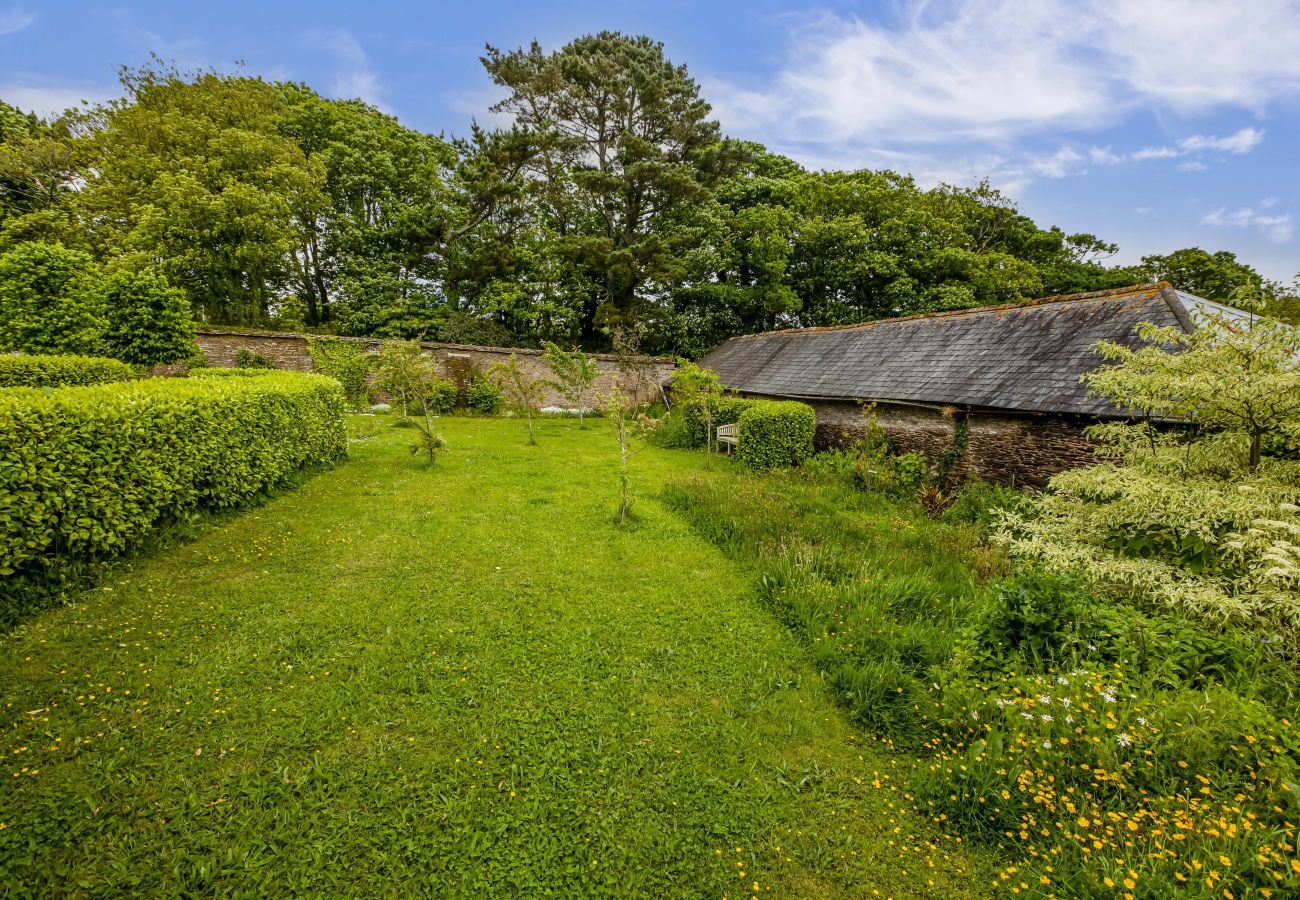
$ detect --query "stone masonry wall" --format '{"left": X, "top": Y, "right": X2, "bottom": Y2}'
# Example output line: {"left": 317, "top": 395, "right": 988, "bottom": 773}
{"left": 768, "top": 396, "right": 1098, "bottom": 488}
{"left": 192, "top": 329, "right": 674, "bottom": 408}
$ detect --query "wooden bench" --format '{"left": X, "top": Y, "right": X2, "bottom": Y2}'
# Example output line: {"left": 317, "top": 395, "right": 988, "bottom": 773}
{"left": 715, "top": 422, "right": 738, "bottom": 454}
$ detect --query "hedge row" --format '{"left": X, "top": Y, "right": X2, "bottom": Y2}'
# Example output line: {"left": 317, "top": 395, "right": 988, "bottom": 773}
{"left": 0, "top": 354, "right": 134, "bottom": 388}
{"left": 0, "top": 373, "right": 347, "bottom": 624}
{"left": 736, "top": 400, "right": 816, "bottom": 471}
{"left": 681, "top": 396, "right": 760, "bottom": 448}
{"left": 188, "top": 367, "right": 282, "bottom": 378}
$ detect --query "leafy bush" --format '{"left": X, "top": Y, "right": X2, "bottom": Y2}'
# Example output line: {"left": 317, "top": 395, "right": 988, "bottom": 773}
{"left": 940, "top": 480, "right": 1023, "bottom": 529}
{"left": 0, "top": 373, "right": 346, "bottom": 623}
{"left": 0, "top": 354, "right": 134, "bottom": 388}
{"left": 100, "top": 270, "right": 196, "bottom": 366}
{"left": 999, "top": 296, "right": 1300, "bottom": 645}
{"left": 306, "top": 336, "right": 373, "bottom": 410}
{"left": 426, "top": 377, "right": 459, "bottom": 414}
{"left": 466, "top": 373, "right": 502, "bottom": 414}
{"left": 0, "top": 241, "right": 105, "bottom": 355}
{"left": 735, "top": 400, "right": 815, "bottom": 471}
{"left": 0, "top": 244, "right": 196, "bottom": 365}
{"left": 956, "top": 567, "right": 1091, "bottom": 670}
{"left": 235, "top": 348, "right": 275, "bottom": 369}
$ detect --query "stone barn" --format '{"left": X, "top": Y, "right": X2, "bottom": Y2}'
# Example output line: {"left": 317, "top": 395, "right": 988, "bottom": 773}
{"left": 699, "top": 282, "right": 1236, "bottom": 487}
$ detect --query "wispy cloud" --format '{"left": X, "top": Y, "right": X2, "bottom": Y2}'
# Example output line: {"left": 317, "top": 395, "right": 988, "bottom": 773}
{"left": 1129, "top": 127, "right": 1265, "bottom": 163}
{"left": 0, "top": 81, "right": 117, "bottom": 118}
{"left": 707, "top": 1, "right": 1300, "bottom": 158}
{"left": 1201, "top": 205, "right": 1295, "bottom": 243}
{"left": 303, "top": 28, "right": 387, "bottom": 111}
{"left": 0, "top": 5, "right": 35, "bottom": 36}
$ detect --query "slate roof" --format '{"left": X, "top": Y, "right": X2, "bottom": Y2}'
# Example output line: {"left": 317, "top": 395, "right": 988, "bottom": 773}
{"left": 698, "top": 282, "right": 1204, "bottom": 418}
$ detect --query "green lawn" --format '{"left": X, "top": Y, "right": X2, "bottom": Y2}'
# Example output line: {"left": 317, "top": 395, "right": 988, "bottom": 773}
{"left": 1, "top": 417, "right": 995, "bottom": 897}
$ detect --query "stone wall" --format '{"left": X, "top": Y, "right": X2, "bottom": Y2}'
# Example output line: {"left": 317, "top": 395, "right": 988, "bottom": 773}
{"left": 763, "top": 395, "right": 1099, "bottom": 488}
{"left": 192, "top": 329, "right": 675, "bottom": 408}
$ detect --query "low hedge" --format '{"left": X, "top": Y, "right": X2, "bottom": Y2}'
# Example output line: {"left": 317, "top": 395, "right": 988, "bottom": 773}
{"left": 0, "top": 354, "right": 134, "bottom": 388}
{"left": 736, "top": 400, "right": 816, "bottom": 471}
{"left": 0, "top": 372, "right": 347, "bottom": 624}
{"left": 189, "top": 367, "right": 282, "bottom": 378}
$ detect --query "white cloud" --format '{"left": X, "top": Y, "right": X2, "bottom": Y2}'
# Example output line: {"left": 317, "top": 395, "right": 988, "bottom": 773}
{"left": 1131, "top": 146, "right": 1180, "bottom": 161}
{"left": 1201, "top": 206, "right": 1295, "bottom": 243}
{"left": 0, "top": 5, "right": 35, "bottom": 35}
{"left": 1089, "top": 146, "right": 1123, "bottom": 165}
{"left": 708, "top": 1, "right": 1300, "bottom": 149}
{"left": 1177, "top": 127, "right": 1264, "bottom": 154}
{"left": 1107, "top": 128, "right": 1266, "bottom": 166}
{"left": 1177, "top": 160, "right": 1208, "bottom": 172}
{"left": 1029, "top": 146, "right": 1085, "bottom": 178}
{"left": 303, "top": 28, "right": 388, "bottom": 111}
{"left": 0, "top": 82, "right": 117, "bottom": 117}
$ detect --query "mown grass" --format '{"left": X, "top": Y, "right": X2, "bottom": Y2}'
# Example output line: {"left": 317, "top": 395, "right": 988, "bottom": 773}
{"left": 1, "top": 416, "right": 997, "bottom": 898}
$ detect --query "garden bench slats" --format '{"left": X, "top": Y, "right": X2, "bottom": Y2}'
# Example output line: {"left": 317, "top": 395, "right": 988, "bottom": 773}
{"left": 716, "top": 422, "right": 738, "bottom": 454}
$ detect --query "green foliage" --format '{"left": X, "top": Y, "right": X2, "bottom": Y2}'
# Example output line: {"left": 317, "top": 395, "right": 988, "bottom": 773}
{"left": 371, "top": 339, "right": 450, "bottom": 464}
{"left": 939, "top": 480, "right": 1023, "bottom": 529}
{"left": 235, "top": 348, "right": 275, "bottom": 369}
{"left": 654, "top": 394, "right": 757, "bottom": 450}
{"left": 669, "top": 359, "right": 724, "bottom": 456}
{"left": 540, "top": 341, "right": 598, "bottom": 426}
{"left": 735, "top": 400, "right": 815, "bottom": 471}
{"left": 489, "top": 352, "right": 544, "bottom": 445}
{"left": 933, "top": 412, "right": 970, "bottom": 492}
{"left": 305, "top": 336, "right": 373, "bottom": 410}
{"left": 1000, "top": 295, "right": 1300, "bottom": 642}
{"left": 482, "top": 32, "right": 724, "bottom": 340}
{"left": 76, "top": 65, "right": 328, "bottom": 326}
{"left": 187, "top": 367, "right": 279, "bottom": 378}
{"left": 426, "top": 378, "right": 459, "bottom": 414}
{"left": 0, "top": 373, "right": 346, "bottom": 622}
{"left": 0, "top": 354, "right": 133, "bottom": 388}
{"left": 101, "top": 269, "right": 196, "bottom": 366}
{"left": 466, "top": 372, "right": 502, "bottom": 414}
{"left": 957, "top": 567, "right": 1091, "bottom": 669}
{"left": 0, "top": 241, "right": 106, "bottom": 355}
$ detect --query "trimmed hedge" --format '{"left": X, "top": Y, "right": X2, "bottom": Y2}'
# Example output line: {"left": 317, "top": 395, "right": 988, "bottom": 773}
{"left": 0, "top": 354, "right": 134, "bottom": 388}
{"left": 189, "top": 367, "right": 282, "bottom": 378}
{"left": 0, "top": 373, "right": 347, "bottom": 624}
{"left": 736, "top": 400, "right": 816, "bottom": 471}
{"left": 681, "top": 395, "right": 759, "bottom": 448}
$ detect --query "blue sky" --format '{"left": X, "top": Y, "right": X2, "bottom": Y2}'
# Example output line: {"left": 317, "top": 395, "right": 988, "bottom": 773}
{"left": 3, "top": 1, "right": 1299, "bottom": 282}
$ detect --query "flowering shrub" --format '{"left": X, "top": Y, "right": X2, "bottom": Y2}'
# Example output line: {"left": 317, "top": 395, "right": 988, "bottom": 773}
{"left": 998, "top": 297, "right": 1300, "bottom": 647}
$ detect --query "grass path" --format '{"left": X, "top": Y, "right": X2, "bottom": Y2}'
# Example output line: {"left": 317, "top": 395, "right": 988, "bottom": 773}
{"left": 2, "top": 418, "right": 994, "bottom": 897}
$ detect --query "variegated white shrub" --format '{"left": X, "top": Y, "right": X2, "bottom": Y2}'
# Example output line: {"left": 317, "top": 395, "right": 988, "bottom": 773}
{"left": 998, "top": 290, "right": 1300, "bottom": 641}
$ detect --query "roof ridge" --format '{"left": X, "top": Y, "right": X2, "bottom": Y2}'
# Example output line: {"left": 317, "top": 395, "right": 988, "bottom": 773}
{"left": 734, "top": 282, "right": 1174, "bottom": 339}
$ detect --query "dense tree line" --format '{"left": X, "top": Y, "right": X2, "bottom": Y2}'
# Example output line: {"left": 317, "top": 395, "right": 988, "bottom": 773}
{"left": 1, "top": 34, "right": 1295, "bottom": 357}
